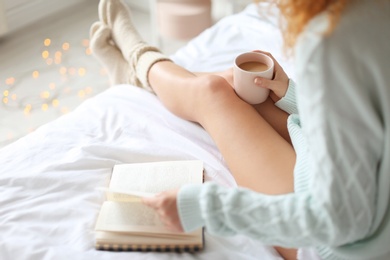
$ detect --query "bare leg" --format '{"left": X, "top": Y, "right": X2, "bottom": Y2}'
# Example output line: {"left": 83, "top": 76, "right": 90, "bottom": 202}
{"left": 150, "top": 62, "right": 297, "bottom": 259}
{"left": 193, "top": 71, "right": 297, "bottom": 260}
{"left": 151, "top": 63, "right": 297, "bottom": 259}
{"left": 98, "top": 0, "right": 297, "bottom": 258}
{"left": 150, "top": 62, "right": 295, "bottom": 194}
{"left": 195, "top": 70, "right": 291, "bottom": 143}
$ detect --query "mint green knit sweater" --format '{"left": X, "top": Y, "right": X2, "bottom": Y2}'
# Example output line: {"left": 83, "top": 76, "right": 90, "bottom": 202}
{"left": 177, "top": 1, "right": 390, "bottom": 259}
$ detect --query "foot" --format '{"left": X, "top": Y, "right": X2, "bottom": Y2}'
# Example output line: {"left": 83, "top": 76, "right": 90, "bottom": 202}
{"left": 98, "top": 0, "right": 145, "bottom": 61}
{"left": 98, "top": 0, "right": 170, "bottom": 90}
{"left": 89, "top": 21, "right": 131, "bottom": 85}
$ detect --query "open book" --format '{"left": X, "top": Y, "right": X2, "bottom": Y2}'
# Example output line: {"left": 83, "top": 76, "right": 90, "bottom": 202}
{"left": 95, "top": 160, "right": 204, "bottom": 252}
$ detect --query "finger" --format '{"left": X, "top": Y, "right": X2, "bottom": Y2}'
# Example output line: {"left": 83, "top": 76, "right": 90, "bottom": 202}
{"left": 166, "top": 224, "right": 183, "bottom": 233}
{"left": 254, "top": 77, "right": 287, "bottom": 97}
{"left": 252, "top": 50, "right": 282, "bottom": 70}
{"left": 141, "top": 196, "right": 158, "bottom": 209}
{"left": 160, "top": 216, "right": 183, "bottom": 233}
{"left": 156, "top": 210, "right": 176, "bottom": 230}
{"left": 252, "top": 50, "right": 274, "bottom": 60}
{"left": 254, "top": 77, "right": 275, "bottom": 91}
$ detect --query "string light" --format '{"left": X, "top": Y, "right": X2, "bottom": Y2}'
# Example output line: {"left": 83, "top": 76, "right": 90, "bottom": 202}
{"left": 5, "top": 77, "right": 15, "bottom": 85}
{"left": 54, "top": 51, "right": 62, "bottom": 64}
{"left": 85, "top": 48, "right": 92, "bottom": 55}
{"left": 78, "top": 90, "right": 86, "bottom": 98}
{"left": 42, "top": 50, "right": 49, "bottom": 59}
{"left": 82, "top": 39, "right": 89, "bottom": 47}
{"left": 40, "top": 91, "right": 50, "bottom": 99}
{"left": 78, "top": 67, "right": 86, "bottom": 77}
{"left": 59, "top": 67, "right": 67, "bottom": 75}
{"left": 61, "top": 107, "right": 69, "bottom": 114}
{"left": 52, "top": 99, "right": 59, "bottom": 107}
{"left": 32, "top": 71, "right": 40, "bottom": 79}
{"left": 41, "top": 103, "right": 49, "bottom": 111}
{"left": 55, "top": 51, "right": 62, "bottom": 58}
{"left": 85, "top": 87, "right": 93, "bottom": 94}
{"left": 2, "top": 33, "right": 109, "bottom": 145}
{"left": 46, "top": 58, "right": 53, "bottom": 65}
{"left": 62, "top": 42, "right": 70, "bottom": 51}
{"left": 24, "top": 104, "right": 32, "bottom": 115}
{"left": 44, "top": 38, "right": 51, "bottom": 47}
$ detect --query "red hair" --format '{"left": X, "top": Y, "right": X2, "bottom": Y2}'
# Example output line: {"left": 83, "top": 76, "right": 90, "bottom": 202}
{"left": 255, "top": 0, "right": 349, "bottom": 54}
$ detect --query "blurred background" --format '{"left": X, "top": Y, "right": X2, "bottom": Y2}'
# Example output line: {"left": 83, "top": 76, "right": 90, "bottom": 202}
{"left": 0, "top": 0, "right": 253, "bottom": 148}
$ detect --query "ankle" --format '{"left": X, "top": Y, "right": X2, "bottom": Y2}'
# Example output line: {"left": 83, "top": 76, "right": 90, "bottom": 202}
{"left": 133, "top": 50, "right": 171, "bottom": 91}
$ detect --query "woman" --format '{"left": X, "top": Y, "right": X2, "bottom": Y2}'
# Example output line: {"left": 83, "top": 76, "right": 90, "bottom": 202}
{"left": 90, "top": 0, "right": 390, "bottom": 259}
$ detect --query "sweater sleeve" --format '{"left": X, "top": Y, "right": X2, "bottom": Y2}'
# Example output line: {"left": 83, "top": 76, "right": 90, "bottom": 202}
{"left": 178, "top": 102, "right": 376, "bottom": 247}
{"left": 275, "top": 79, "right": 298, "bottom": 115}
{"left": 177, "top": 12, "right": 381, "bottom": 249}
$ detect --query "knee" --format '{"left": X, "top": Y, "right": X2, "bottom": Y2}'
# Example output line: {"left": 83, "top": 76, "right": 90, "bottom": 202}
{"left": 161, "top": 74, "right": 238, "bottom": 122}
{"left": 197, "top": 75, "right": 235, "bottom": 104}
{"left": 187, "top": 75, "right": 239, "bottom": 122}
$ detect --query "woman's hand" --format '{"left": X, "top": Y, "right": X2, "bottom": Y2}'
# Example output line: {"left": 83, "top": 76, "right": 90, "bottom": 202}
{"left": 253, "top": 50, "right": 289, "bottom": 103}
{"left": 142, "top": 189, "right": 184, "bottom": 233}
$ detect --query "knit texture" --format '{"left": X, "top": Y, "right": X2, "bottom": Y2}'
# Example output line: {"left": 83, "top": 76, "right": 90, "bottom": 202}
{"left": 275, "top": 79, "right": 298, "bottom": 115}
{"left": 98, "top": 0, "right": 171, "bottom": 90}
{"left": 89, "top": 21, "right": 131, "bottom": 85}
{"left": 178, "top": 1, "right": 390, "bottom": 259}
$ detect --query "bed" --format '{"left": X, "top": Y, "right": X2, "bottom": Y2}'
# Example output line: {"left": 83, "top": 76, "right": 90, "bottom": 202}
{"left": 0, "top": 4, "right": 316, "bottom": 260}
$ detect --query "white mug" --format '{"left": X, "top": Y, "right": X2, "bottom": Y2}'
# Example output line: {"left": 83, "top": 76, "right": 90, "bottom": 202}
{"left": 233, "top": 52, "right": 274, "bottom": 104}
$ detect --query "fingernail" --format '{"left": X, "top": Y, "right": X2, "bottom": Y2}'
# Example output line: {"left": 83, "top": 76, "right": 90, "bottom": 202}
{"left": 254, "top": 78, "right": 261, "bottom": 85}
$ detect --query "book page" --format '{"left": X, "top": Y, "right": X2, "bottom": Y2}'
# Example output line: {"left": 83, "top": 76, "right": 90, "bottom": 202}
{"left": 95, "top": 228, "right": 203, "bottom": 246}
{"left": 109, "top": 160, "right": 203, "bottom": 195}
{"left": 96, "top": 201, "right": 185, "bottom": 234}
{"left": 105, "top": 191, "right": 143, "bottom": 202}
{"left": 99, "top": 189, "right": 152, "bottom": 202}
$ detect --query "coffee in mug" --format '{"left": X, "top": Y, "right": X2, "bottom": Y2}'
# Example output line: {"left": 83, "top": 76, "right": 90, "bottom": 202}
{"left": 233, "top": 52, "right": 274, "bottom": 104}
{"left": 239, "top": 61, "right": 269, "bottom": 72}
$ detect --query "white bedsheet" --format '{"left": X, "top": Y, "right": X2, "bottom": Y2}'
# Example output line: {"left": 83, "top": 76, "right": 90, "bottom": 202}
{"left": 0, "top": 4, "right": 303, "bottom": 260}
